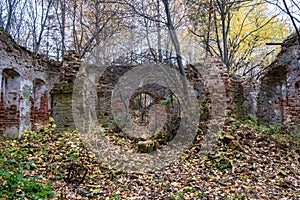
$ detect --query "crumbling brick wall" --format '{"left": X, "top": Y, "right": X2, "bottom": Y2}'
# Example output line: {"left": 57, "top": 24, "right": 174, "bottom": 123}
{"left": 97, "top": 65, "right": 134, "bottom": 123}
{"left": 1, "top": 26, "right": 298, "bottom": 137}
{"left": 257, "top": 65, "right": 287, "bottom": 124}
{"left": 51, "top": 51, "right": 81, "bottom": 130}
{"left": 96, "top": 59, "right": 259, "bottom": 135}
{"left": 187, "top": 62, "right": 259, "bottom": 121}
{"left": 34, "top": 41, "right": 300, "bottom": 133}
{"left": 95, "top": 64, "right": 182, "bottom": 141}
{"left": 0, "top": 29, "right": 60, "bottom": 137}
{"left": 226, "top": 75, "right": 259, "bottom": 120}
{"left": 285, "top": 45, "right": 300, "bottom": 126}
{"left": 30, "top": 79, "right": 49, "bottom": 127}
{"left": 257, "top": 41, "right": 300, "bottom": 127}
{"left": 0, "top": 92, "right": 20, "bottom": 137}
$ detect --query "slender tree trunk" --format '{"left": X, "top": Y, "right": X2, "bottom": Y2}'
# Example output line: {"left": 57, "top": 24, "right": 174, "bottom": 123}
{"left": 61, "top": 0, "right": 66, "bottom": 58}
{"left": 282, "top": 0, "right": 300, "bottom": 44}
{"left": 157, "top": 0, "right": 163, "bottom": 63}
{"left": 220, "top": 0, "right": 229, "bottom": 71}
{"left": 161, "top": 0, "right": 190, "bottom": 107}
{"left": 162, "top": 0, "right": 185, "bottom": 76}
{"left": 5, "top": 0, "right": 12, "bottom": 32}
{"left": 205, "top": 0, "right": 213, "bottom": 58}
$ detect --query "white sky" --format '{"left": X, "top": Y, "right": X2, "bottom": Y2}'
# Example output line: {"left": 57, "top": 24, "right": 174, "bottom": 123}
{"left": 269, "top": 0, "right": 300, "bottom": 28}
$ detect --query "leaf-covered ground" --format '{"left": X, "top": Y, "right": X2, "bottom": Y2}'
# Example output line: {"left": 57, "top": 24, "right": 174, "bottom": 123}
{"left": 0, "top": 119, "right": 299, "bottom": 199}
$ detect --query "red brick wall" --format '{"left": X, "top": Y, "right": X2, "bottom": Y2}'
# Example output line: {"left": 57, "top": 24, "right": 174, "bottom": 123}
{"left": 30, "top": 92, "right": 49, "bottom": 129}
{"left": 0, "top": 93, "right": 20, "bottom": 136}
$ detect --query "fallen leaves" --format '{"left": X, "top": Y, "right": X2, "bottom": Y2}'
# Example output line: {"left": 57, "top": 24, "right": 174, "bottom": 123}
{"left": 0, "top": 121, "right": 300, "bottom": 199}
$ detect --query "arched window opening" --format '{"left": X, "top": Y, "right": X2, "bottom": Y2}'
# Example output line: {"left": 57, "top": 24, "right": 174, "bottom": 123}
{"left": 33, "top": 79, "right": 47, "bottom": 109}
{"left": 1, "top": 68, "right": 21, "bottom": 108}
{"left": 130, "top": 93, "right": 154, "bottom": 126}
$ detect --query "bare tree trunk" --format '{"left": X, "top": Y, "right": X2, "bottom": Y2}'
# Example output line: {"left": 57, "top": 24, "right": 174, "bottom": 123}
{"left": 5, "top": 0, "right": 14, "bottom": 32}
{"left": 157, "top": 0, "right": 163, "bottom": 63}
{"left": 143, "top": 15, "right": 157, "bottom": 62}
{"left": 216, "top": 0, "right": 230, "bottom": 71}
{"left": 205, "top": 0, "right": 213, "bottom": 58}
{"left": 61, "top": 0, "right": 66, "bottom": 58}
{"left": 161, "top": 0, "right": 190, "bottom": 107}
{"left": 161, "top": 0, "right": 185, "bottom": 76}
{"left": 31, "top": 0, "right": 54, "bottom": 53}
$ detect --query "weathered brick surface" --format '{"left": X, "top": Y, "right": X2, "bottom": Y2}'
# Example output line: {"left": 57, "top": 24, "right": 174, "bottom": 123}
{"left": 227, "top": 75, "right": 259, "bottom": 119}
{"left": 0, "top": 93, "right": 20, "bottom": 137}
{"left": 50, "top": 51, "right": 81, "bottom": 130}
{"left": 97, "top": 65, "right": 134, "bottom": 123}
{"left": 258, "top": 41, "right": 300, "bottom": 127}
{"left": 30, "top": 93, "right": 49, "bottom": 128}
{"left": 0, "top": 28, "right": 299, "bottom": 137}
{"left": 0, "top": 29, "right": 60, "bottom": 137}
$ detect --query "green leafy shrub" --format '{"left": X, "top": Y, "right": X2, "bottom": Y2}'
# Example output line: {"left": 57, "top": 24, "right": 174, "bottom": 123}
{"left": 0, "top": 145, "right": 54, "bottom": 200}
{"left": 0, "top": 118, "right": 56, "bottom": 199}
{"left": 0, "top": 168, "right": 54, "bottom": 199}
{"left": 160, "top": 95, "right": 177, "bottom": 106}
{"left": 245, "top": 115, "right": 286, "bottom": 135}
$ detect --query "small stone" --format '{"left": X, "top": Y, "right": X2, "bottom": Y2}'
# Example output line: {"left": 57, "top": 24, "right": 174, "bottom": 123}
{"left": 137, "top": 140, "right": 157, "bottom": 153}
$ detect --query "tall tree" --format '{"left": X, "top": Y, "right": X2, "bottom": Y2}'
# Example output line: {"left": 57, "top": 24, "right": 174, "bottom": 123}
{"left": 0, "top": 0, "right": 28, "bottom": 35}
{"left": 27, "top": 0, "right": 54, "bottom": 53}
{"left": 187, "top": 0, "right": 290, "bottom": 76}
{"left": 67, "top": 0, "right": 122, "bottom": 59}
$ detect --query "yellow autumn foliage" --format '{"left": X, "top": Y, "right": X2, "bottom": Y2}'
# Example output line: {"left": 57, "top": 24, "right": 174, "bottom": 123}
{"left": 227, "top": 1, "right": 291, "bottom": 71}
{"left": 187, "top": 0, "right": 292, "bottom": 74}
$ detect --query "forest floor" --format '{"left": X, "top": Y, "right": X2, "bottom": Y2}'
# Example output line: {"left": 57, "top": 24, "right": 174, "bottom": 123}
{"left": 0, "top": 118, "right": 299, "bottom": 200}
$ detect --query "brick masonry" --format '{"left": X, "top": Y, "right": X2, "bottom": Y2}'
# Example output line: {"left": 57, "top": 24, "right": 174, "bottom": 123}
{"left": 258, "top": 41, "right": 300, "bottom": 127}
{"left": 0, "top": 29, "right": 60, "bottom": 137}
{"left": 50, "top": 50, "right": 81, "bottom": 131}
{"left": 0, "top": 28, "right": 299, "bottom": 137}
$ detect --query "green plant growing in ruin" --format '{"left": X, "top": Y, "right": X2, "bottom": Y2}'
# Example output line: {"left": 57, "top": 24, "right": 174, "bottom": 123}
{"left": 160, "top": 95, "right": 178, "bottom": 106}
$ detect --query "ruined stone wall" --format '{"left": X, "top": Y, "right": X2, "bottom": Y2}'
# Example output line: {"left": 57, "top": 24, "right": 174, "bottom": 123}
{"left": 257, "top": 44, "right": 300, "bottom": 126}
{"left": 187, "top": 61, "right": 259, "bottom": 121}
{"left": 50, "top": 51, "right": 81, "bottom": 130}
{"left": 285, "top": 45, "right": 300, "bottom": 126}
{"left": 51, "top": 82, "right": 74, "bottom": 130}
{"left": 257, "top": 66, "right": 287, "bottom": 124}
{"left": 0, "top": 30, "right": 60, "bottom": 137}
{"left": 0, "top": 93, "right": 19, "bottom": 137}
{"left": 97, "top": 65, "right": 134, "bottom": 124}
{"left": 97, "top": 64, "right": 206, "bottom": 127}
{"left": 225, "top": 75, "right": 259, "bottom": 120}
{"left": 1, "top": 25, "right": 297, "bottom": 137}
{"left": 30, "top": 94, "right": 49, "bottom": 127}
{"left": 32, "top": 43, "right": 300, "bottom": 133}
{"left": 95, "top": 60, "right": 259, "bottom": 130}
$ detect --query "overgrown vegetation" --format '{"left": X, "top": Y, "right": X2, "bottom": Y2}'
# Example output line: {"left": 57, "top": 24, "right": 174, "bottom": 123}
{"left": 235, "top": 115, "right": 300, "bottom": 147}
{"left": 0, "top": 120, "right": 57, "bottom": 199}
{"left": 0, "top": 117, "right": 299, "bottom": 199}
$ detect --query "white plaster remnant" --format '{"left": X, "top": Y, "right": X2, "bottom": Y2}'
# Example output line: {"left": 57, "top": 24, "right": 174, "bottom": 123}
{"left": 2, "top": 68, "right": 21, "bottom": 108}
{"left": 19, "top": 79, "right": 33, "bottom": 135}
{"left": 33, "top": 79, "right": 47, "bottom": 108}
